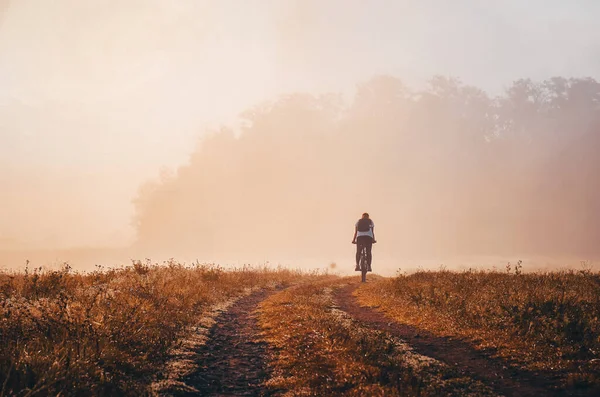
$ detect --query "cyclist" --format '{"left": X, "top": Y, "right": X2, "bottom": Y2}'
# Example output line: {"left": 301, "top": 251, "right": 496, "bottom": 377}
{"left": 352, "top": 213, "right": 376, "bottom": 272}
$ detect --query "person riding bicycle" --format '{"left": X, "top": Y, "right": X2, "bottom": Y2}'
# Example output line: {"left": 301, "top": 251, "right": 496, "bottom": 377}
{"left": 352, "top": 213, "right": 376, "bottom": 272}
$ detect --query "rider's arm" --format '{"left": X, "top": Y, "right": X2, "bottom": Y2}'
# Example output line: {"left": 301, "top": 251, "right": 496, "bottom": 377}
{"left": 372, "top": 224, "right": 376, "bottom": 243}
{"left": 352, "top": 226, "right": 357, "bottom": 243}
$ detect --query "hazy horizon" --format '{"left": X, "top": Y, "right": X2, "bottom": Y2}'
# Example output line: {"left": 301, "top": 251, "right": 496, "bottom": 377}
{"left": 2, "top": 1, "right": 600, "bottom": 271}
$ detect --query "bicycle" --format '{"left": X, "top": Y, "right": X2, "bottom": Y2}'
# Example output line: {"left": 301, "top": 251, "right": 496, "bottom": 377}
{"left": 358, "top": 244, "right": 368, "bottom": 282}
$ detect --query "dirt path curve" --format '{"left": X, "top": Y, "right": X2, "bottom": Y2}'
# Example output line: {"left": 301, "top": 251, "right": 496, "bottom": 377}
{"left": 176, "top": 289, "right": 276, "bottom": 397}
{"left": 335, "top": 283, "right": 567, "bottom": 397}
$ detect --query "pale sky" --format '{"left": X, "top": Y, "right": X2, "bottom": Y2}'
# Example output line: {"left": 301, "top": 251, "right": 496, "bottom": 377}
{"left": 1, "top": 0, "right": 599, "bottom": 247}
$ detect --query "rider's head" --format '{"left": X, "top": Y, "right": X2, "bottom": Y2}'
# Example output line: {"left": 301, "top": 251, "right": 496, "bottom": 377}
{"left": 362, "top": 212, "right": 369, "bottom": 219}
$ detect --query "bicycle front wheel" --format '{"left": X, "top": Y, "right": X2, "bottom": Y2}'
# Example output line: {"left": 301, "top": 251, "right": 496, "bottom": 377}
{"left": 360, "top": 251, "right": 367, "bottom": 283}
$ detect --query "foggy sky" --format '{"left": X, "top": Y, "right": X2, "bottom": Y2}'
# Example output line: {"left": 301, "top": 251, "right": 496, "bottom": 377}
{"left": 1, "top": 0, "right": 600, "bottom": 248}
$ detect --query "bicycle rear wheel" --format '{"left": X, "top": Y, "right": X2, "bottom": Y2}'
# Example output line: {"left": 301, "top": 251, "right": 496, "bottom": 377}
{"left": 360, "top": 248, "right": 367, "bottom": 282}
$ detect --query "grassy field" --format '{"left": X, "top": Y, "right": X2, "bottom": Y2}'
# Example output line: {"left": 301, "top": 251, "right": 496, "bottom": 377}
{"left": 356, "top": 266, "right": 600, "bottom": 393}
{"left": 2, "top": 261, "right": 599, "bottom": 396}
{"left": 0, "top": 261, "right": 303, "bottom": 396}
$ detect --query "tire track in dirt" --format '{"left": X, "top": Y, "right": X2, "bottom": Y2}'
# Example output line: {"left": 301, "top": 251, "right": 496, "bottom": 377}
{"left": 175, "top": 289, "right": 277, "bottom": 397}
{"left": 335, "top": 283, "right": 566, "bottom": 397}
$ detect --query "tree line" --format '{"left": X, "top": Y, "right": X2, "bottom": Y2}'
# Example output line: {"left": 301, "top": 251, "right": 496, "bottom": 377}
{"left": 133, "top": 75, "right": 600, "bottom": 261}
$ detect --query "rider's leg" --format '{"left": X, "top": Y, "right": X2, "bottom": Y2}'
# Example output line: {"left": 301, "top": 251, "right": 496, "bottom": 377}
{"left": 355, "top": 242, "right": 361, "bottom": 271}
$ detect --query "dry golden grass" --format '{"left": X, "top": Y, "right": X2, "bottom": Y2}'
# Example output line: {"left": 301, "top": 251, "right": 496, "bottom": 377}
{"left": 355, "top": 266, "right": 600, "bottom": 393}
{"left": 258, "top": 278, "right": 495, "bottom": 396}
{"left": 0, "top": 260, "right": 303, "bottom": 396}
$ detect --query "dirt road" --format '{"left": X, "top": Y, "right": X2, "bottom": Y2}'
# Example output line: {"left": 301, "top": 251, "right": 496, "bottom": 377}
{"left": 165, "top": 281, "right": 581, "bottom": 396}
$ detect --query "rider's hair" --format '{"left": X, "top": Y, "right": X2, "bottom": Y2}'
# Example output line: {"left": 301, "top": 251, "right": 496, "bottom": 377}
{"left": 362, "top": 213, "right": 369, "bottom": 218}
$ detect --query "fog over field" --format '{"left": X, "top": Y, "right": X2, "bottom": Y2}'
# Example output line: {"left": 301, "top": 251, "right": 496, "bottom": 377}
{"left": 1, "top": 0, "right": 600, "bottom": 272}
